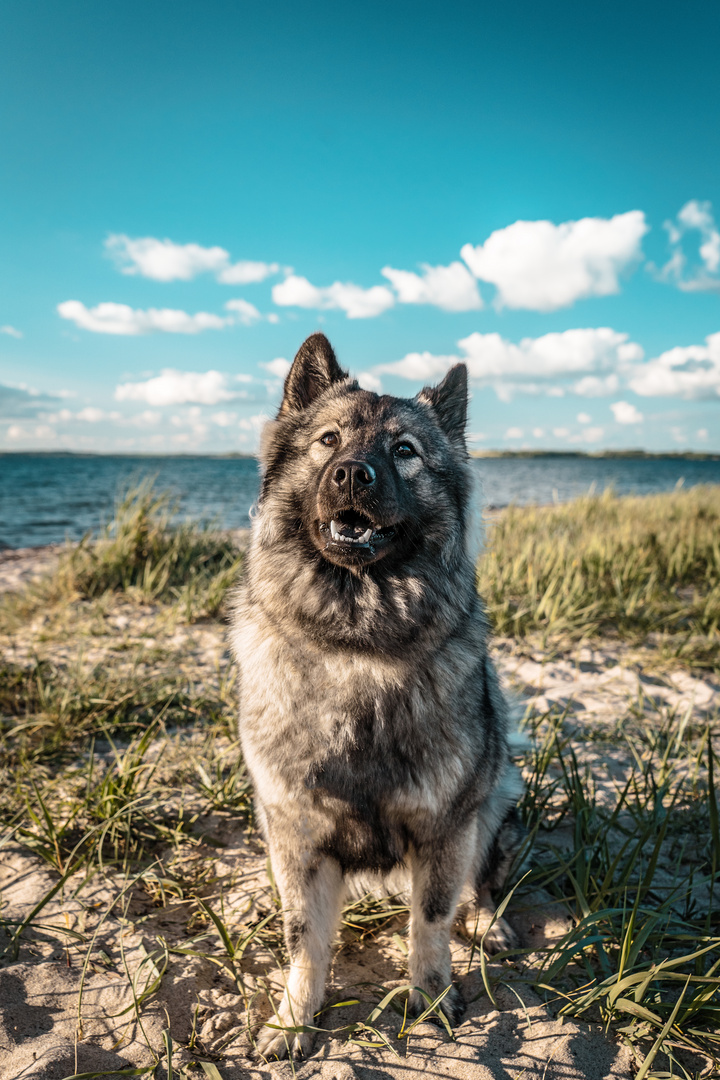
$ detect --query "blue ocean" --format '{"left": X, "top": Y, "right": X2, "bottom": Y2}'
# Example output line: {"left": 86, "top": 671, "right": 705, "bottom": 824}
{"left": 2, "top": 452, "right": 720, "bottom": 549}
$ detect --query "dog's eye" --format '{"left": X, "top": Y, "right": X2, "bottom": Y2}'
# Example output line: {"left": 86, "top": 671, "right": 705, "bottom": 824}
{"left": 320, "top": 432, "right": 339, "bottom": 447}
{"left": 394, "top": 442, "right": 416, "bottom": 458}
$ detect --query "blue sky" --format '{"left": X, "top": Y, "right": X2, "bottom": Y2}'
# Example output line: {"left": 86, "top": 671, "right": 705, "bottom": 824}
{"left": 1, "top": 0, "right": 719, "bottom": 453}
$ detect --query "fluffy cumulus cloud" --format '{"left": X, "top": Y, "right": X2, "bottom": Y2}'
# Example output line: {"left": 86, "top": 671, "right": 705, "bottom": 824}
{"left": 628, "top": 332, "right": 720, "bottom": 399}
{"left": 380, "top": 262, "right": 482, "bottom": 311}
{"left": 460, "top": 211, "right": 648, "bottom": 311}
{"left": 224, "top": 298, "right": 262, "bottom": 325}
{"left": 655, "top": 201, "right": 720, "bottom": 293}
{"left": 115, "top": 370, "right": 238, "bottom": 407}
{"left": 58, "top": 300, "right": 230, "bottom": 335}
{"left": 260, "top": 357, "right": 291, "bottom": 379}
{"left": 356, "top": 371, "right": 383, "bottom": 392}
{"left": 105, "top": 234, "right": 280, "bottom": 284}
{"left": 377, "top": 327, "right": 643, "bottom": 400}
{"left": 573, "top": 374, "right": 620, "bottom": 397}
{"left": 271, "top": 275, "right": 395, "bottom": 319}
{"left": 610, "top": 401, "right": 644, "bottom": 424}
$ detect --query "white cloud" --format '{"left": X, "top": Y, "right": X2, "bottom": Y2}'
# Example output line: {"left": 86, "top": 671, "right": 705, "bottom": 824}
{"left": 532, "top": 427, "right": 545, "bottom": 438}
{"left": 58, "top": 300, "right": 230, "bottom": 336}
{"left": 656, "top": 201, "right": 720, "bottom": 293}
{"left": 224, "top": 298, "right": 262, "bottom": 325}
{"left": 115, "top": 369, "right": 237, "bottom": 406}
{"left": 76, "top": 407, "right": 107, "bottom": 423}
{"left": 44, "top": 406, "right": 122, "bottom": 424}
{"left": 577, "top": 426, "right": 604, "bottom": 442}
{"left": 238, "top": 414, "right": 266, "bottom": 432}
{"left": 6, "top": 423, "right": 56, "bottom": 442}
{"left": 553, "top": 427, "right": 570, "bottom": 438}
{"left": 377, "top": 328, "right": 642, "bottom": 400}
{"left": 169, "top": 406, "right": 209, "bottom": 440}
{"left": 573, "top": 373, "right": 620, "bottom": 397}
{"left": 127, "top": 410, "right": 162, "bottom": 427}
{"left": 211, "top": 411, "right": 238, "bottom": 427}
{"left": 381, "top": 262, "right": 482, "bottom": 311}
{"left": 357, "top": 371, "right": 382, "bottom": 392}
{"left": 217, "top": 260, "right": 282, "bottom": 285}
{"left": 272, "top": 275, "right": 395, "bottom": 319}
{"left": 697, "top": 428, "right": 708, "bottom": 440}
{"left": 611, "top": 401, "right": 644, "bottom": 424}
{"left": 105, "top": 234, "right": 280, "bottom": 284}
{"left": 1, "top": 325, "right": 22, "bottom": 338}
{"left": 577, "top": 412, "right": 592, "bottom": 423}
{"left": 505, "top": 427, "right": 524, "bottom": 439}
{"left": 460, "top": 211, "right": 648, "bottom": 311}
{"left": 261, "top": 357, "right": 291, "bottom": 379}
{"left": 375, "top": 351, "right": 458, "bottom": 382}
{"left": 628, "top": 333, "right": 720, "bottom": 399}
{"left": 236, "top": 413, "right": 268, "bottom": 445}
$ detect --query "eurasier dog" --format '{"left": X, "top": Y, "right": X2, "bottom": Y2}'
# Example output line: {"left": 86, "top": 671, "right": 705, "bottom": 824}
{"left": 230, "top": 333, "right": 523, "bottom": 1058}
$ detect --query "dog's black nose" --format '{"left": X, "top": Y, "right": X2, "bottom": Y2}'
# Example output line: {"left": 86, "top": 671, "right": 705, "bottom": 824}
{"left": 332, "top": 460, "right": 376, "bottom": 493}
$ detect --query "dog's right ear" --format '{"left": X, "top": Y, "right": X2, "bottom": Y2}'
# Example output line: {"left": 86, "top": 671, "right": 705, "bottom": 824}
{"left": 278, "top": 333, "right": 348, "bottom": 416}
{"left": 417, "top": 363, "right": 468, "bottom": 446}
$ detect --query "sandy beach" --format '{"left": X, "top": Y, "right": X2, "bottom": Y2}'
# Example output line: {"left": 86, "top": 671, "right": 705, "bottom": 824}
{"left": 1, "top": 537, "right": 718, "bottom": 1080}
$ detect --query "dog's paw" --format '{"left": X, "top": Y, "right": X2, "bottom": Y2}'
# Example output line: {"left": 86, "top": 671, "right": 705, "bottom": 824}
{"left": 460, "top": 906, "right": 518, "bottom": 954}
{"left": 481, "top": 915, "right": 518, "bottom": 954}
{"left": 254, "top": 1021, "right": 314, "bottom": 1061}
{"left": 409, "top": 981, "right": 465, "bottom": 1029}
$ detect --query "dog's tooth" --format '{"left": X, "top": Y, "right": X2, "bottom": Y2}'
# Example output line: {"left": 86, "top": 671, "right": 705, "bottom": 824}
{"left": 358, "top": 528, "right": 372, "bottom": 544}
{"left": 330, "top": 520, "right": 341, "bottom": 540}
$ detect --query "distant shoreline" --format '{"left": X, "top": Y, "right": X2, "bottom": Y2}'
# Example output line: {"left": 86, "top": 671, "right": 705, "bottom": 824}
{"left": 1, "top": 449, "right": 719, "bottom": 461}
{"left": 0, "top": 450, "right": 257, "bottom": 460}
{"left": 471, "top": 449, "right": 720, "bottom": 461}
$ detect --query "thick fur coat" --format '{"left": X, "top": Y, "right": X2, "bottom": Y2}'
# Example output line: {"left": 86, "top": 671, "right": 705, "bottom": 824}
{"left": 230, "top": 333, "right": 523, "bottom": 1058}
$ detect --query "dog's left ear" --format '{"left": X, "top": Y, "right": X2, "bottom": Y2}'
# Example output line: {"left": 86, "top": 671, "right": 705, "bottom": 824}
{"left": 417, "top": 364, "right": 468, "bottom": 444}
{"left": 279, "top": 333, "right": 348, "bottom": 416}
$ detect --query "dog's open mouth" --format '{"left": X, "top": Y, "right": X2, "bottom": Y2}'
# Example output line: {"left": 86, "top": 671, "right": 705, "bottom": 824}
{"left": 319, "top": 510, "right": 396, "bottom": 549}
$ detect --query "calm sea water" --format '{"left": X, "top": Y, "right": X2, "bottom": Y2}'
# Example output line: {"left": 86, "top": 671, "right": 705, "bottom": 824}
{"left": 2, "top": 452, "right": 720, "bottom": 549}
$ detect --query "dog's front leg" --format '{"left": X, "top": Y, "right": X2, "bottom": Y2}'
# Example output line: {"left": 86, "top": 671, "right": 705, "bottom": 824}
{"left": 256, "top": 843, "right": 344, "bottom": 1060}
{"left": 407, "top": 826, "right": 475, "bottom": 1027}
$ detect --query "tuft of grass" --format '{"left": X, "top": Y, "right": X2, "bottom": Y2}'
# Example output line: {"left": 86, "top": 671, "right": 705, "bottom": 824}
{"left": 479, "top": 485, "right": 720, "bottom": 666}
{"left": 499, "top": 704, "right": 720, "bottom": 1076}
{"left": 4, "top": 478, "right": 244, "bottom": 622}
{"left": 0, "top": 657, "right": 233, "bottom": 767}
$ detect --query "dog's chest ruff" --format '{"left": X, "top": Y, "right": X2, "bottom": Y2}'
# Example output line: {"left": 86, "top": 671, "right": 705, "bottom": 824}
{"left": 300, "top": 708, "right": 421, "bottom": 872}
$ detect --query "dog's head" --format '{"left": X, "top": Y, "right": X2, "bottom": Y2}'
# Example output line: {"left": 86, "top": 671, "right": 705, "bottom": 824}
{"left": 258, "top": 333, "right": 471, "bottom": 571}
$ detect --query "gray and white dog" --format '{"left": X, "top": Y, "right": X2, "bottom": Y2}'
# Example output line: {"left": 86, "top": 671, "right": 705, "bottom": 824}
{"left": 230, "top": 332, "right": 523, "bottom": 1058}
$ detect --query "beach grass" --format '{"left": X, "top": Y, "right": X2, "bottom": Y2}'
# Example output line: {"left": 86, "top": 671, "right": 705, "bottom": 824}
{"left": 480, "top": 485, "right": 720, "bottom": 669}
{"left": 1, "top": 478, "right": 244, "bottom": 626}
{"left": 1, "top": 481, "right": 719, "bottom": 1076}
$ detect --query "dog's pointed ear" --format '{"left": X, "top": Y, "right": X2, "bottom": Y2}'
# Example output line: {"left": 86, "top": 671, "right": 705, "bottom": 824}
{"left": 417, "top": 364, "right": 468, "bottom": 444}
{"left": 279, "top": 333, "right": 348, "bottom": 416}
